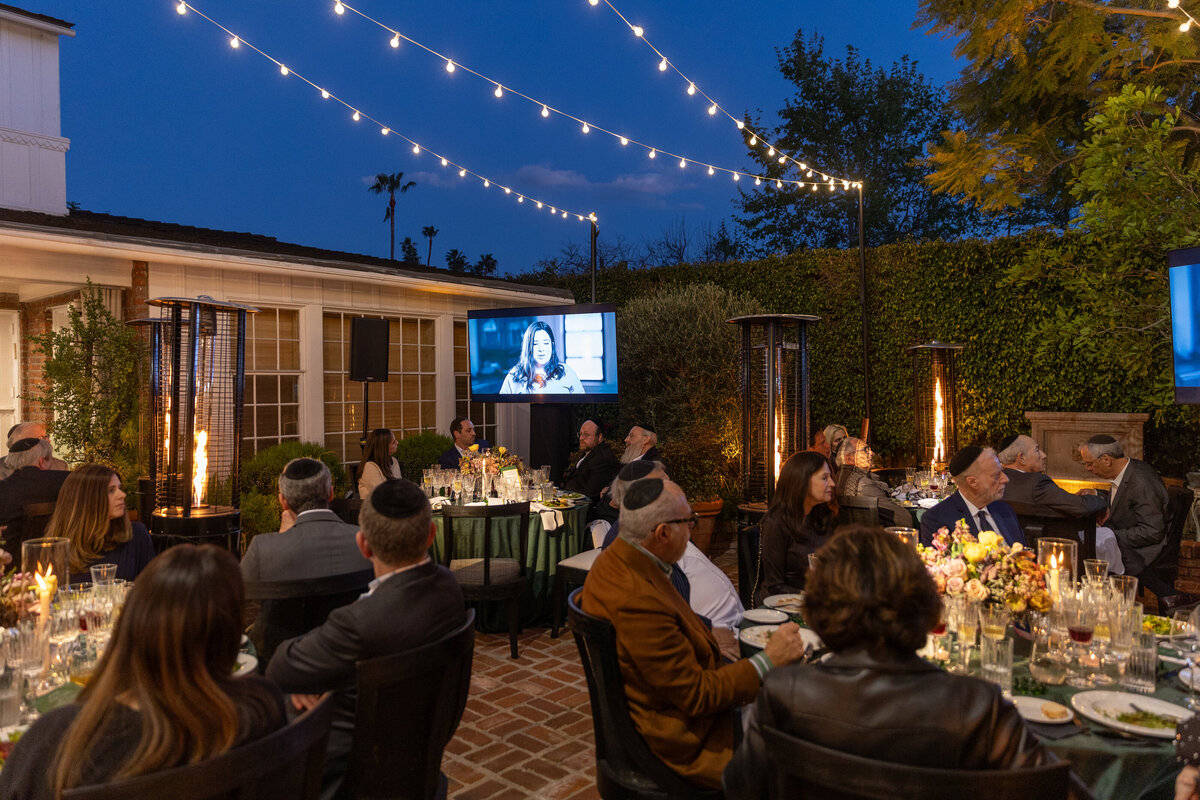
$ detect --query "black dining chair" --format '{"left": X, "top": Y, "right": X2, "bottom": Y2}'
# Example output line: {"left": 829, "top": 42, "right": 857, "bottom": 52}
{"left": 567, "top": 588, "right": 724, "bottom": 800}
{"left": 342, "top": 609, "right": 475, "bottom": 800}
{"left": 1006, "top": 501, "right": 1098, "bottom": 569}
{"left": 63, "top": 694, "right": 334, "bottom": 800}
{"left": 758, "top": 724, "right": 1073, "bottom": 800}
{"left": 835, "top": 495, "right": 881, "bottom": 527}
{"left": 244, "top": 568, "right": 375, "bottom": 667}
{"left": 439, "top": 502, "right": 530, "bottom": 658}
{"left": 21, "top": 501, "right": 56, "bottom": 541}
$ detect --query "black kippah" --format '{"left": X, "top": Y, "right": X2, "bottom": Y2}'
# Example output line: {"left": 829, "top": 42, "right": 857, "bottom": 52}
{"left": 623, "top": 478, "right": 664, "bottom": 510}
{"left": 997, "top": 434, "right": 1019, "bottom": 454}
{"left": 1087, "top": 434, "right": 1117, "bottom": 445}
{"left": 283, "top": 458, "right": 324, "bottom": 480}
{"left": 636, "top": 422, "right": 656, "bottom": 434}
{"left": 369, "top": 478, "right": 427, "bottom": 519}
{"left": 9, "top": 437, "right": 40, "bottom": 453}
{"left": 618, "top": 460, "right": 656, "bottom": 481}
{"left": 948, "top": 445, "right": 984, "bottom": 477}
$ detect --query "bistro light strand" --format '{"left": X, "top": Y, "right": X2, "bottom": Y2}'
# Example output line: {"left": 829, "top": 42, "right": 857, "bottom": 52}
{"left": 172, "top": 1, "right": 598, "bottom": 225}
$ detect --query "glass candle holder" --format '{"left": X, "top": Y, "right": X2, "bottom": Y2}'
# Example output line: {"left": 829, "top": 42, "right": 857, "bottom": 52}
{"left": 1037, "top": 538, "right": 1078, "bottom": 605}
{"left": 21, "top": 538, "right": 69, "bottom": 597}
{"left": 884, "top": 527, "right": 919, "bottom": 547}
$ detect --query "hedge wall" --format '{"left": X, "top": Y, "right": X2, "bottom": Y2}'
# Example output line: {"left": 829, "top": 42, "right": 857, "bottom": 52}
{"left": 519, "top": 233, "right": 1200, "bottom": 477}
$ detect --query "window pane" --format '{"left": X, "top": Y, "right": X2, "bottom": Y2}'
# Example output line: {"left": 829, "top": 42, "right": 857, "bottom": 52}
{"left": 279, "top": 339, "right": 300, "bottom": 370}
{"left": 277, "top": 310, "right": 298, "bottom": 340}
{"left": 256, "top": 375, "right": 279, "bottom": 405}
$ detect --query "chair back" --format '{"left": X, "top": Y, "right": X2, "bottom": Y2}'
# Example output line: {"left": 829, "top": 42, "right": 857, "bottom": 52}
{"left": 63, "top": 694, "right": 334, "bottom": 800}
{"left": 244, "top": 568, "right": 375, "bottom": 666}
{"left": 738, "top": 524, "right": 761, "bottom": 609}
{"left": 566, "top": 588, "right": 717, "bottom": 798}
{"left": 439, "top": 503, "right": 530, "bottom": 586}
{"left": 343, "top": 609, "right": 476, "bottom": 800}
{"left": 21, "top": 501, "right": 55, "bottom": 541}
{"left": 1160, "top": 486, "right": 1194, "bottom": 577}
{"left": 835, "top": 495, "right": 880, "bottom": 527}
{"left": 330, "top": 497, "right": 363, "bottom": 526}
{"left": 1006, "top": 501, "right": 1097, "bottom": 569}
{"left": 760, "top": 725, "right": 1071, "bottom": 800}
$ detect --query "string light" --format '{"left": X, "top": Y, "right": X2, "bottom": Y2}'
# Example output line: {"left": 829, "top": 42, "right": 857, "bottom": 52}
{"left": 679, "top": 158, "right": 686, "bottom": 168}
{"left": 445, "top": 59, "right": 455, "bottom": 73}
{"left": 541, "top": 104, "right": 550, "bottom": 117}
{"left": 658, "top": 58, "right": 668, "bottom": 71}
{"left": 494, "top": 84, "right": 503, "bottom": 98}
{"left": 687, "top": 82, "right": 696, "bottom": 96}
{"left": 581, "top": 122, "right": 590, "bottom": 133}
{"left": 708, "top": 103, "right": 717, "bottom": 115}
{"left": 174, "top": 1, "right": 597, "bottom": 225}
{"left": 390, "top": 33, "right": 400, "bottom": 48}
{"left": 334, "top": 0, "right": 344, "bottom": 12}
{"left": 230, "top": 35, "right": 239, "bottom": 48}
{"left": 648, "top": 149, "right": 656, "bottom": 159}
{"left": 632, "top": 25, "right": 643, "bottom": 37}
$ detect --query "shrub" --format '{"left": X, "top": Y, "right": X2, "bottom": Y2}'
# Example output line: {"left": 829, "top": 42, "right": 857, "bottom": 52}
{"left": 241, "top": 441, "right": 351, "bottom": 498}
{"left": 239, "top": 489, "right": 281, "bottom": 544}
{"left": 394, "top": 431, "right": 454, "bottom": 481}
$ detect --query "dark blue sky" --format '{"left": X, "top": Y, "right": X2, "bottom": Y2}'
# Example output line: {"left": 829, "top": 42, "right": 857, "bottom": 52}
{"left": 36, "top": 1, "right": 961, "bottom": 275}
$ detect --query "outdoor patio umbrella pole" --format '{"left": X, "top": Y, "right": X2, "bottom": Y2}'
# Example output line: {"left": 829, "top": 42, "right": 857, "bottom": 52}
{"left": 857, "top": 184, "right": 871, "bottom": 442}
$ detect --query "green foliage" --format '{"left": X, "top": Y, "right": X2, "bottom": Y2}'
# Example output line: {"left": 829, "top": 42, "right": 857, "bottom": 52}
{"left": 240, "top": 441, "right": 351, "bottom": 498}
{"left": 735, "top": 31, "right": 989, "bottom": 254}
{"left": 239, "top": 489, "right": 281, "bottom": 542}
{"left": 619, "top": 284, "right": 765, "bottom": 500}
{"left": 399, "top": 237, "right": 421, "bottom": 267}
{"left": 393, "top": 431, "right": 453, "bottom": 482}
{"left": 29, "top": 283, "right": 145, "bottom": 477}
{"left": 445, "top": 249, "right": 468, "bottom": 272}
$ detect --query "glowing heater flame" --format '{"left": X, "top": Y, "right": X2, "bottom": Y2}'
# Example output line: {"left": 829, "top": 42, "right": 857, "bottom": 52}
{"left": 192, "top": 429, "right": 208, "bottom": 506}
{"left": 932, "top": 376, "right": 946, "bottom": 470}
{"left": 774, "top": 411, "right": 784, "bottom": 484}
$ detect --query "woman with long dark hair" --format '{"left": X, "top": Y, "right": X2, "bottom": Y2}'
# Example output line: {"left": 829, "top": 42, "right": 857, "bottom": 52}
{"left": 45, "top": 464, "right": 155, "bottom": 583}
{"left": 357, "top": 428, "right": 400, "bottom": 499}
{"left": 0, "top": 545, "right": 285, "bottom": 799}
{"left": 499, "top": 321, "right": 583, "bottom": 394}
{"left": 755, "top": 450, "right": 836, "bottom": 605}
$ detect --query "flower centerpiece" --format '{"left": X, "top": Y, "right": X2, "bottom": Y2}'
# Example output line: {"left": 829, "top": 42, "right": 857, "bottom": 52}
{"left": 0, "top": 569, "right": 38, "bottom": 628}
{"left": 458, "top": 444, "right": 523, "bottom": 476}
{"left": 917, "top": 519, "right": 1052, "bottom": 614}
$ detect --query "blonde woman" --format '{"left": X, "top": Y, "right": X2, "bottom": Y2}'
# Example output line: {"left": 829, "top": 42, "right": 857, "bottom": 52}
{"left": 45, "top": 464, "right": 155, "bottom": 583}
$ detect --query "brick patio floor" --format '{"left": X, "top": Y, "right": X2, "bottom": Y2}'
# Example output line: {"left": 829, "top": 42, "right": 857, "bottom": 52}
{"left": 444, "top": 531, "right": 739, "bottom": 798}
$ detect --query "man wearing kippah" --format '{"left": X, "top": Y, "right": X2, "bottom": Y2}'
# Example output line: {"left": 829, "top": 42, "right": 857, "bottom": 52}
{"left": 0, "top": 436, "right": 70, "bottom": 562}
{"left": 268, "top": 478, "right": 465, "bottom": 800}
{"left": 918, "top": 445, "right": 1025, "bottom": 547}
{"left": 0, "top": 422, "right": 67, "bottom": 481}
{"left": 621, "top": 423, "right": 671, "bottom": 477}
{"left": 581, "top": 477, "right": 807, "bottom": 790}
{"left": 1079, "top": 435, "right": 1171, "bottom": 597}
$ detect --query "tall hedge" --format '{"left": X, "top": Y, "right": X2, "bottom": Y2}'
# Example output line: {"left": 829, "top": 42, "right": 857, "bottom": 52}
{"left": 518, "top": 233, "right": 1197, "bottom": 477}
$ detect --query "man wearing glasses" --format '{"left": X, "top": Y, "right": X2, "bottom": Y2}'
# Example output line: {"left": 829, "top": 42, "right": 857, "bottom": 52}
{"left": 834, "top": 436, "right": 913, "bottom": 528}
{"left": 581, "top": 477, "right": 807, "bottom": 790}
{"left": 1079, "top": 434, "right": 1170, "bottom": 597}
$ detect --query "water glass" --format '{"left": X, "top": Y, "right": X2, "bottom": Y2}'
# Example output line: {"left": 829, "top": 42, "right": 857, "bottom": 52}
{"left": 1028, "top": 613, "right": 1068, "bottom": 685}
{"left": 981, "top": 637, "right": 1014, "bottom": 698}
{"left": 90, "top": 563, "right": 117, "bottom": 586}
{"left": 980, "top": 604, "right": 1009, "bottom": 641}
{"left": 1122, "top": 630, "right": 1158, "bottom": 694}
{"left": 1110, "top": 574, "right": 1138, "bottom": 606}
{"left": 1084, "top": 558, "right": 1109, "bottom": 584}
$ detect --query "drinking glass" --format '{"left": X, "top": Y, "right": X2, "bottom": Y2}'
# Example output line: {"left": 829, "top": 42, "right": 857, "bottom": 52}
{"left": 1110, "top": 574, "right": 1138, "bottom": 606}
{"left": 1028, "top": 612, "right": 1068, "bottom": 685}
{"left": 1037, "top": 538, "right": 1077, "bottom": 604}
{"left": 925, "top": 595, "right": 950, "bottom": 663}
{"left": 980, "top": 604, "right": 1009, "bottom": 642}
{"left": 946, "top": 595, "right": 977, "bottom": 673}
{"left": 22, "top": 537, "right": 69, "bottom": 600}
{"left": 1122, "top": 630, "right": 1158, "bottom": 694}
{"left": 904, "top": 467, "right": 916, "bottom": 488}
{"left": 981, "top": 637, "right": 1014, "bottom": 697}
{"left": 1083, "top": 558, "right": 1109, "bottom": 584}
{"left": 1106, "top": 602, "right": 1140, "bottom": 681}
{"left": 421, "top": 468, "right": 434, "bottom": 497}
{"left": 451, "top": 475, "right": 464, "bottom": 506}
{"left": 0, "top": 635, "right": 21, "bottom": 727}
{"left": 1062, "top": 586, "right": 1103, "bottom": 688}
{"left": 884, "top": 527, "right": 918, "bottom": 547}
{"left": 13, "top": 619, "right": 48, "bottom": 717}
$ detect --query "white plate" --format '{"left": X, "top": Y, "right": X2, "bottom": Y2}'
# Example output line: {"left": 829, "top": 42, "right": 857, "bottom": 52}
{"left": 1070, "top": 690, "right": 1191, "bottom": 739}
{"left": 738, "top": 624, "right": 823, "bottom": 651}
{"left": 744, "top": 608, "right": 788, "bottom": 624}
{"left": 234, "top": 652, "right": 258, "bottom": 677}
{"left": 916, "top": 498, "right": 939, "bottom": 509}
{"left": 241, "top": 633, "right": 249, "bottom": 646}
{"left": 1012, "top": 696, "right": 1073, "bottom": 724}
{"left": 763, "top": 594, "right": 805, "bottom": 614}
{"left": 1179, "top": 667, "right": 1200, "bottom": 690}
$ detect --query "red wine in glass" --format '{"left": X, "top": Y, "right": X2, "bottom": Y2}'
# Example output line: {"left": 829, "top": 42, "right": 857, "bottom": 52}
{"left": 931, "top": 621, "right": 947, "bottom": 635}
{"left": 1068, "top": 626, "right": 1094, "bottom": 644}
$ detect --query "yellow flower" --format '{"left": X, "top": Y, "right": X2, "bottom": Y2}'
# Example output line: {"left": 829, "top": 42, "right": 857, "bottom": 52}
{"left": 977, "top": 531, "right": 1002, "bottom": 549}
{"left": 469, "top": 444, "right": 480, "bottom": 452}
{"left": 962, "top": 543, "right": 987, "bottom": 563}
{"left": 497, "top": 446, "right": 507, "bottom": 455}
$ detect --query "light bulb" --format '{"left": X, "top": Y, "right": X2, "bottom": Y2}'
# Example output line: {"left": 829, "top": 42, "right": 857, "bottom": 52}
{"left": 843, "top": 180, "right": 850, "bottom": 189}
{"left": 619, "top": 137, "right": 628, "bottom": 145}
{"left": 679, "top": 158, "right": 686, "bottom": 168}
{"left": 1169, "top": 0, "right": 1179, "bottom": 7}
{"left": 537, "top": 202, "right": 543, "bottom": 209}
{"left": 541, "top": 105, "right": 549, "bottom": 118}
{"left": 776, "top": 180, "right": 782, "bottom": 188}
{"left": 687, "top": 83, "right": 696, "bottom": 96}
{"left": 589, "top": 0, "right": 598, "bottom": 5}
{"left": 518, "top": 196, "right": 524, "bottom": 203}
{"left": 550, "top": 207, "right": 556, "bottom": 213}
{"left": 659, "top": 58, "right": 668, "bottom": 71}
{"left": 494, "top": 84, "right": 503, "bottom": 98}
{"left": 321, "top": 89, "right": 330, "bottom": 99}
{"left": 445, "top": 60, "right": 455, "bottom": 72}
{"left": 381, "top": 127, "right": 389, "bottom": 135}
{"left": 484, "top": 180, "right": 490, "bottom": 187}
{"left": 807, "top": 170, "right": 813, "bottom": 177}
{"left": 733, "top": 173, "right": 740, "bottom": 181}
{"left": 829, "top": 183, "right": 835, "bottom": 191}
{"left": 633, "top": 25, "right": 643, "bottom": 36}
{"left": 352, "top": 110, "right": 360, "bottom": 121}
{"left": 749, "top": 135, "right": 757, "bottom": 145}
{"left": 440, "top": 157, "right": 448, "bottom": 166}
{"left": 799, "top": 163, "right": 807, "bottom": 170}
{"left": 504, "top": 187, "right": 511, "bottom": 194}
{"left": 708, "top": 103, "right": 718, "bottom": 115}
{"left": 280, "top": 65, "right": 289, "bottom": 76}
{"left": 334, "top": 1, "right": 344, "bottom": 13}
{"left": 459, "top": 169, "right": 466, "bottom": 177}
{"left": 811, "top": 184, "right": 818, "bottom": 192}
{"left": 230, "top": 36, "right": 239, "bottom": 48}
{"left": 736, "top": 120, "right": 745, "bottom": 130}
{"left": 412, "top": 144, "right": 420, "bottom": 154}
{"left": 582, "top": 122, "right": 590, "bottom": 133}
{"left": 778, "top": 156, "right": 786, "bottom": 164}
{"left": 707, "top": 166, "right": 715, "bottom": 176}
{"left": 768, "top": 147, "right": 775, "bottom": 156}
{"left": 755, "top": 177, "right": 762, "bottom": 186}
{"left": 176, "top": 1, "right": 186, "bottom": 14}
{"left": 1183, "top": 20, "right": 1192, "bottom": 30}
{"left": 648, "top": 149, "right": 656, "bottom": 159}
{"left": 390, "top": 33, "right": 400, "bottom": 48}
{"left": 562, "top": 211, "right": 568, "bottom": 218}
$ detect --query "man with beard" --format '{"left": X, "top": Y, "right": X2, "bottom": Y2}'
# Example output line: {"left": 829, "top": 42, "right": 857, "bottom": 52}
{"left": 621, "top": 423, "right": 670, "bottom": 478}
{"left": 563, "top": 419, "right": 620, "bottom": 503}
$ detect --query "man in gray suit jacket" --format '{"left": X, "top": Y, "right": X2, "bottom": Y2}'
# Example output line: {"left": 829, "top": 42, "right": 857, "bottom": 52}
{"left": 267, "top": 478, "right": 465, "bottom": 800}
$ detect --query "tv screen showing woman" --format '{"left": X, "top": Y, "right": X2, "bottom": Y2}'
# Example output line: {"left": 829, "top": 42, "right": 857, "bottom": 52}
{"left": 499, "top": 321, "right": 584, "bottom": 395}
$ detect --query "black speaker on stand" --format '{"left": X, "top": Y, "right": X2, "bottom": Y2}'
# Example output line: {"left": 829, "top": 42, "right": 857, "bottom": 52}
{"left": 350, "top": 317, "right": 389, "bottom": 449}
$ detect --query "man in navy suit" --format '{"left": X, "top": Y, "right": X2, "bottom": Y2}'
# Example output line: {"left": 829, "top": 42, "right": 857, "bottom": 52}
{"left": 437, "top": 416, "right": 492, "bottom": 469}
{"left": 919, "top": 445, "right": 1025, "bottom": 547}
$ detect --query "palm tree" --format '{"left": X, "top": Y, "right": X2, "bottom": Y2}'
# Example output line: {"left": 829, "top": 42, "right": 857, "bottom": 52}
{"left": 422, "top": 225, "right": 439, "bottom": 267}
{"left": 368, "top": 172, "right": 416, "bottom": 260}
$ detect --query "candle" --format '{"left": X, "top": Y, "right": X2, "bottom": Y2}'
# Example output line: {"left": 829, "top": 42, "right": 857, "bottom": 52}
{"left": 34, "top": 564, "right": 55, "bottom": 674}
{"left": 1048, "top": 554, "right": 1060, "bottom": 604}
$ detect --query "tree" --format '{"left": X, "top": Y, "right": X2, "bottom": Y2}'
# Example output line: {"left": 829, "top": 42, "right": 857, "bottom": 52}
{"left": 917, "top": 0, "right": 1199, "bottom": 222}
{"left": 473, "top": 253, "right": 498, "bottom": 276}
{"left": 422, "top": 225, "right": 439, "bottom": 267}
{"left": 399, "top": 237, "right": 421, "bottom": 267}
{"left": 367, "top": 172, "right": 416, "bottom": 260}
{"left": 734, "top": 31, "right": 988, "bottom": 255}
{"left": 445, "top": 248, "right": 468, "bottom": 272}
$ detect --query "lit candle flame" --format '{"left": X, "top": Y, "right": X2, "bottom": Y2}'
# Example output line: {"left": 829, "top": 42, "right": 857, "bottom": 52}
{"left": 932, "top": 376, "right": 945, "bottom": 466}
{"left": 192, "top": 429, "right": 208, "bottom": 506}
{"left": 34, "top": 563, "right": 54, "bottom": 593}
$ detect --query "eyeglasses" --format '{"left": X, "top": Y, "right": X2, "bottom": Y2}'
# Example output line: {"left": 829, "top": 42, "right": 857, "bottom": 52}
{"left": 1081, "top": 454, "right": 1111, "bottom": 469}
{"left": 658, "top": 513, "right": 699, "bottom": 530}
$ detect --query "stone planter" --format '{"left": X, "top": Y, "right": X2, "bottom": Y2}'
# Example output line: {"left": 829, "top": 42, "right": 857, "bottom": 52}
{"left": 690, "top": 499, "right": 724, "bottom": 556}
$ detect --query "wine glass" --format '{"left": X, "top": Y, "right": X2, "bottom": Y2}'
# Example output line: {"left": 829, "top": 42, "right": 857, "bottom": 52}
{"left": 980, "top": 604, "right": 1008, "bottom": 642}
{"left": 1063, "top": 585, "right": 1103, "bottom": 688}
{"left": 1182, "top": 607, "right": 1200, "bottom": 710}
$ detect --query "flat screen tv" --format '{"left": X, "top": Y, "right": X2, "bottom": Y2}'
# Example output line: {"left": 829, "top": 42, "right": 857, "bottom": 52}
{"left": 467, "top": 303, "right": 618, "bottom": 403}
{"left": 1169, "top": 245, "right": 1200, "bottom": 403}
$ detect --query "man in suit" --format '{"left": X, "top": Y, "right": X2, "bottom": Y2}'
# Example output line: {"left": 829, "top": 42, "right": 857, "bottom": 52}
{"left": 0, "top": 437, "right": 70, "bottom": 562}
{"left": 241, "top": 458, "right": 371, "bottom": 650}
{"left": 267, "top": 478, "right": 465, "bottom": 800}
{"left": 919, "top": 446, "right": 1025, "bottom": 547}
{"left": 437, "top": 416, "right": 491, "bottom": 469}
{"left": 998, "top": 434, "right": 1124, "bottom": 571}
{"left": 0, "top": 422, "right": 67, "bottom": 481}
{"left": 621, "top": 423, "right": 671, "bottom": 477}
{"left": 1079, "top": 434, "right": 1170, "bottom": 595}
{"left": 563, "top": 419, "right": 620, "bottom": 503}
{"left": 581, "top": 477, "right": 807, "bottom": 789}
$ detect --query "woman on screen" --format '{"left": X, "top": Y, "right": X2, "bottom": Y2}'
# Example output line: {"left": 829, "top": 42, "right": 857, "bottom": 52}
{"left": 499, "top": 320, "right": 584, "bottom": 394}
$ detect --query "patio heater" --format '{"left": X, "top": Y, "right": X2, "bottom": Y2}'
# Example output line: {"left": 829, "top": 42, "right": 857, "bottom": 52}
{"left": 146, "top": 296, "right": 257, "bottom": 551}
{"left": 907, "top": 341, "right": 964, "bottom": 471}
{"left": 729, "top": 314, "right": 820, "bottom": 506}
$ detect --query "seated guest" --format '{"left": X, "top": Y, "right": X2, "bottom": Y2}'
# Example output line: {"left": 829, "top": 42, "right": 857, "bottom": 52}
{"left": 563, "top": 419, "right": 620, "bottom": 504}
{"left": 267, "top": 479, "right": 465, "bottom": 800}
{"left": 356, "top": 428, "right": 401, "bottom": 499}
{"left": 0, "top": 545, "right": 285, "bottom": 800}
{"left": 0, "top": 422, "right": 67, "bottom": 481}
{"left": 1176, "top": 713, "right": 1200, "bottom": 800}
{"left": 241, "top": 458, "right": 370, "bottom": 655}
{"left": 582, "top": 477, "right": 807, "bottom": 789}
{"left": 1079, "top": 434, "right": 1171, "bottom": 596}
{"left": 621, "top": 423, "right": 671, "bottom": 477}
{"left": 919, "top": 446, "right": 1024, "bottom": 547}
{"left": 756, "top": 451, "right": 836, "bottom": 605}
{"left": 437, "top": 416, "right": 490, "bottom": 470}
{"left": 724, "top": 526, "right": 1051, "bottom": 799}
{"left": 45, "top": 464, "right": 154, "bottom": 583}
{"left": 999, "top": 434, "right": 1123, "bottom": 571}
{"left": 599, "top": 460, "right": 668, "bottom": 549}
{"left": 0, "top": 437, "right": 71, "bottom": 563}
{"left": 834, "top": 436, "right": 913, "bottom": 528}
{"left": 677, "top": 539, "right": 745, "bottom": 663}
{"left": 807, "top": 429, "right": 829, "bottom": 459}
{"left": 823, "top": 423, "right": 849, "bottom": 463}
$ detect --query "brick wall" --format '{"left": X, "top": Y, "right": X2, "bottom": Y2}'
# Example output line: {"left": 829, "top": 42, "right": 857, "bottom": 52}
{"left": 125, "top": 260, "right": 149, "bottom": 322}
{"left": 19, "top": 289, "right": 81, "bottom": 427}
{"left": 1177, "top": 539, "right": 1200, "bottom": 595}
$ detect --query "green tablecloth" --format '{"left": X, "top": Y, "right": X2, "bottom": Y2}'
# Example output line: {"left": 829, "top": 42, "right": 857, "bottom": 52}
{"left": 431, "top": 502, "right": 589, "bottom": 629}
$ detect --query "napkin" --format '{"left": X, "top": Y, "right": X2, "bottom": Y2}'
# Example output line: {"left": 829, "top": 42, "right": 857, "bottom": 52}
{"left": 1024, "top": 719, "right": 1086, "bottom": 740}
{"left": 917, "top": 498, "right": 939, "bottom": 509}
{"left": 530, "top": 502, "right": 564, "bottom": 532}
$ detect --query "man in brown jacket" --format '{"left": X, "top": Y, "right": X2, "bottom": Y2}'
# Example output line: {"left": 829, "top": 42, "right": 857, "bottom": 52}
{"left": 581, "top": 477, "right": 807, "bottom": 789}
